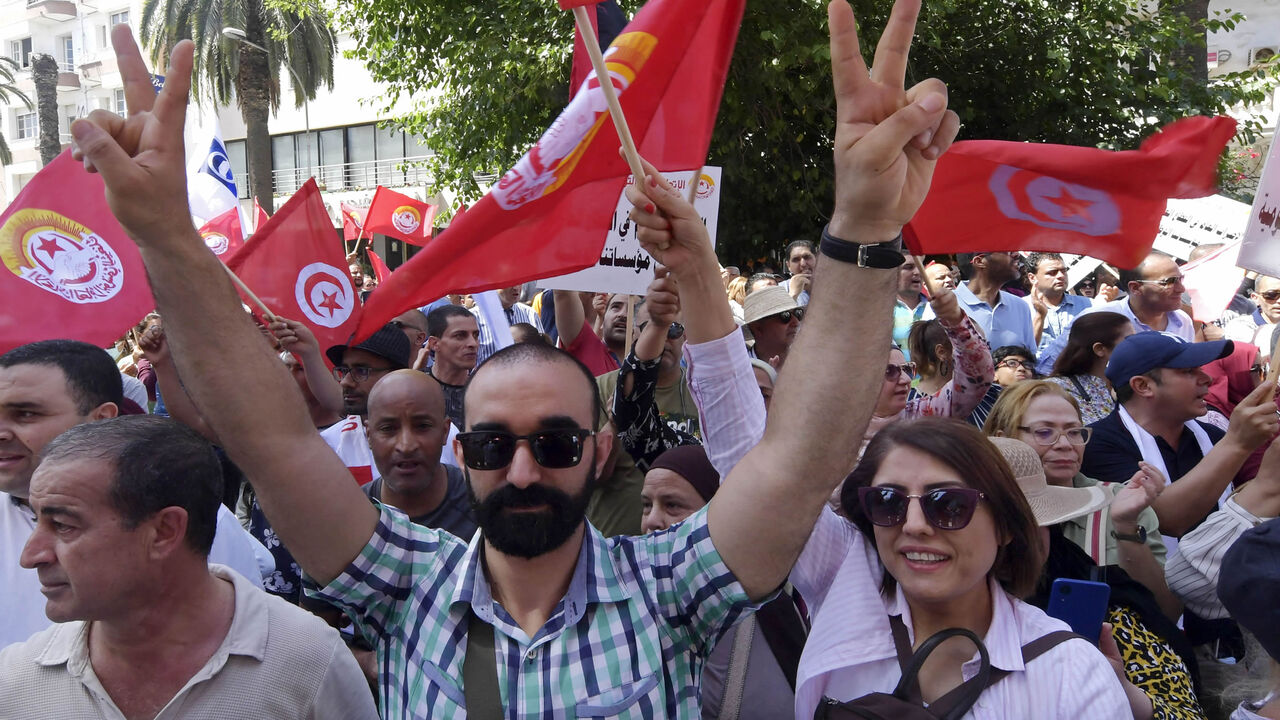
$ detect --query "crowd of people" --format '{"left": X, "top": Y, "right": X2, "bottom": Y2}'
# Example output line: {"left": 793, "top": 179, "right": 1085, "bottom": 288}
{"left": 0, "top": 6, "right": 1278, "bottom": 720}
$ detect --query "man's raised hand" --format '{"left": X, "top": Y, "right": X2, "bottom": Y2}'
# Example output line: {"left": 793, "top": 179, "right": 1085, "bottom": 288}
{"left": 827, "top": 0, "right": 958, "bottom": 244}
{"left": 70, "top": 26, "right": 195, "bottom": 247}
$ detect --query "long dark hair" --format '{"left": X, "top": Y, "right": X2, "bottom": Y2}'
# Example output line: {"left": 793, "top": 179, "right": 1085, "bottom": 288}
{"left": 1052, "top": 312, "right": 1131, "bottom": 377}
{"left": 841, "top": 417, "right": 1044, "bottom": 598}
{"left": 907, "top": 319, "right": 951, "bottom": 378}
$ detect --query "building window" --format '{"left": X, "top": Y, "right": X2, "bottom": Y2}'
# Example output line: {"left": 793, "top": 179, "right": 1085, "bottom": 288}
{"left": 16, "top": 112, "right": 36, "bottom": 140}
{"left": 63, "top": 104, "right": 77, "bottom": 133}
{"left": 9, "top": 38, "right": 32, "bottom": 69}
{"left": 226, "top": 140, "right": 248, "bottom": 199}
{"left": 96, "top": 25, "right": 107, "bottom": 49}
{"left": 109, "top": 10, "right": 130, "bottom": 26}
{"left": 59, "top": 36, "right": 74, "bottom": 72}
{"left": 113, "top": 89, "right": 125, "bottom": 114}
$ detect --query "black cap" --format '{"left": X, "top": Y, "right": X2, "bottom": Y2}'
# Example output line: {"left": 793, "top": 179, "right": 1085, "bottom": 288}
{"left": 1218, "top": 517, "right": 1280, "bottom": 662}
{"left": 325, "top": 323, "right": 411, "bottom": 369}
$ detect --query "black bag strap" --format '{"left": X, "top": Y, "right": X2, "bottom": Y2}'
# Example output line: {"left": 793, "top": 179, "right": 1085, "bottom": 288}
{"left": 983, "top": 630, "right": 1082, "bottom": 690}
{"left": 893, "top": 627, "right": 991, "bottom": 720}
{"left": 464, "top": 610, "right": 504, "bottom": 720}
{"left": 754, "top": 592, "right": 809, "bottom": 691}
{"left": 888, "top": 614, "right": 915, "bottom": 674}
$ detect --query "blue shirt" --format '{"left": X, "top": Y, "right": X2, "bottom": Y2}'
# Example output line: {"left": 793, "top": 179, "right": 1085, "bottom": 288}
{"left": 1029, "top": 293, "right": 1092, "bottom": 356}
{"left": 952, "top": 283, "right": 1036, "bottom": 353}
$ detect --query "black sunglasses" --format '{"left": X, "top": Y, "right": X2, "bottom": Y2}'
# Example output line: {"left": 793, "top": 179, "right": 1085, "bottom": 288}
{"left": 773, "top": 308, "right": 805, "bottom": 324}
{"left": 858, "top": 486, "right": 986, "bottom": 530}
{"left": 637, "top": 321, "right": 685, "bottom": 340}
{"left": 455, "top": 429, "right": 594, "bottom": 471}
{"left": 885, "top": 362, "right": 917, "bottom": 381}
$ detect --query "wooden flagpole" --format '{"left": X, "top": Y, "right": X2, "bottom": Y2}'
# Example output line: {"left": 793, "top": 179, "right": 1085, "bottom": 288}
{"left": 221, "top": 263, "right": 276, "bottom": 322}
{"left": 570, "top": 5, "right": 647, "bottom": 186}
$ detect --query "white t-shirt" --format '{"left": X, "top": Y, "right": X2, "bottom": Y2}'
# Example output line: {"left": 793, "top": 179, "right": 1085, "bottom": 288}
{"left": 1, "top": 492, "right": 271, "bottom": 649}
{"left": 320, "top": 415, "right": 460, "bottom": 486}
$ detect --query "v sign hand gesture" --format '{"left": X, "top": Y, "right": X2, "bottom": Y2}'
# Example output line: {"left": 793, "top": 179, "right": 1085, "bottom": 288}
{"left": 827, "top": 0, "right": 958, "bottom": 245}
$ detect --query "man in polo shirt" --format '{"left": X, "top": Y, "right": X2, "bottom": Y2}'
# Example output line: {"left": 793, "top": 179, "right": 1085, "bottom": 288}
{"left": 784, "top": 239, "right": 816, "bottom": 306}
{"left": 1081, "top": 331, "right": 1277, "bottom": 537}
{"left": 0, "top": 416, "right": 375, "bottom": 719}
{"left": 947, "top": 251, "right": 1036, "bottom": 351}
{"left": 1095, "top": 250, "right": 1194, "bottom": 340}
{"left": 321, "top": 323, "right": 412, "bottom": 486}
{"left": 76, "top": 11, "right": 955, "bottom": 716}
{"left": 743, "top": 285, "right": 803, "bottom": 365}
{"left": 893, "top": 255, "right": 926, "bottom": 358}
{"left": 1025, "top": 251, "right": 1091, "bottom": 355}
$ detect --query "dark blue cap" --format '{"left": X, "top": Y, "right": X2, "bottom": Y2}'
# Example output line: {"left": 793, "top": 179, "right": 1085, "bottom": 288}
{"left": 325, "top": 323, "right": 411, "bottom": 369}
{"left": 1104, "top": 331, "right": 1232, "bottom": 388}
{"left": 1218, "top": 518, "right": 1280, "bottom": 662}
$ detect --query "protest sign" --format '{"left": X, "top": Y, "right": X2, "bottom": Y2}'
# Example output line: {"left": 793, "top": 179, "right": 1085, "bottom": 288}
{"left": 539, "top": 167, "right": 721, "bottom": 295}
{"left": 1238, "top": 113, "right": 1280, "bottom": 277}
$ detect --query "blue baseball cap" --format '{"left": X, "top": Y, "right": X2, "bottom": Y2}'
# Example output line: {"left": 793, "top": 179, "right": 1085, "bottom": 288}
{"left": 1104, "top": 331, "right": 1233, "bottom": 388}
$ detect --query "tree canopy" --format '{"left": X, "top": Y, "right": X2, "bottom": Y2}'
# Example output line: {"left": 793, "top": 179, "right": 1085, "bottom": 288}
{"left": 333, "top": 0, "right": 1277, "bottom": 264}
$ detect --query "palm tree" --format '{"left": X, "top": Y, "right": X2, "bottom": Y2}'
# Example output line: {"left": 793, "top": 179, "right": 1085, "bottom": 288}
{"left": 32, "top": 54, "right": 61, "bottom": 166}
{"left": 139, "top": 0, "right": 335, "bottom": 213}
{"left": 0, "top": 57, "right": 32, "bottom": 166}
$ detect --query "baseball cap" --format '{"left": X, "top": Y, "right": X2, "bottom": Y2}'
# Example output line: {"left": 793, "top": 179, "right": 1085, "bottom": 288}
{"left": 743, "top": 285, "right": 800, "bottom": 325}
{"left": 1218, "top": 518, "right": 1280, "bottom": 662}
{"left": 325, "top": 323, "right": 412, "bottom": 369}
{"left": 1104, "top": 331, "right": 1232, "bottom": 388}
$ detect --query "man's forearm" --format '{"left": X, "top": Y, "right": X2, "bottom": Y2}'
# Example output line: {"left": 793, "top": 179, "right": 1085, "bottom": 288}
{"left": 553, "top": 290, "right": 584, "bottom": 346}
{"left": 1151, "top": 440, "right": 1250, "bottom": 536}
{"left": 151, "top": 359, "right": 218, "bottom": 443}
{"left": 300, "top": 349, "right": 345, "bottom": 416}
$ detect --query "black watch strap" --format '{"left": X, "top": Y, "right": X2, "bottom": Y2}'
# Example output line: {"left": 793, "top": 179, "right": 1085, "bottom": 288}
{"left": 819, "top": 225, "right": 906, "bottom": 268}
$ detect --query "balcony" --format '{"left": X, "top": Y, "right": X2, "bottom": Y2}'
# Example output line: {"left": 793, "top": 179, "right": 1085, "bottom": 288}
{"left": 271, "top": 156, "right": 433, "bottom": 196}
{"left": 57, "top": 70, "right": 78, "bottom": 89}
{"left": 25, "top": 0, "right": 76, "bottom": 21}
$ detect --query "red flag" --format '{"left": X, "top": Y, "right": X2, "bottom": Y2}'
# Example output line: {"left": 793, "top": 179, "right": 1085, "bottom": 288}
{"left": 353, "top": 0, "right": 744, "bottom": 341}
{"left": 253, "top": 200, "right": 269, "bottom": 234}
{"left": 367, "top": 249, "right": 390, "bottom": 284}
{"left": 340, "top": 202, "right": 367, "bottom": 242}
{"left": 568, "top": 1, "right": 628, "bottom": 93}
{"left": 905, "top": 116, "right": 1237, "bottom": 269}
{"left": 363, "top": 187, "right": 437, "bottom": 246}
{"left": 0, "top": 152, "right": 156, "bottom": 353}
{"left": 197, "top": 206, "right": 245, "bottom": 262}
{"left": 227, "top": 180, "right": 358, "bottom": 354}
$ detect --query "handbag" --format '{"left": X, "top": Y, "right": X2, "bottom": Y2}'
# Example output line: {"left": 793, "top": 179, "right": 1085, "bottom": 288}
{"left": 814, "top": 615, "right": 1077, "bottom": 720}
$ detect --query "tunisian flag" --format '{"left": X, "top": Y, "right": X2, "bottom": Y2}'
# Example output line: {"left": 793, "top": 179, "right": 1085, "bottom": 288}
{"left": 367, "top": 249, "right": 390, "bottom": 283}
{"left": 905, "top": 116, "right": 1237, "bottom": 269}
{"left": 227, "top": 180, "right": 359, "bottom": 354}
{"left": 353, "top": 0, "right": 745, "bottom": 341}
{"left": 197, "top": 206, "right": 245, "bottom": 262}
{"left": 0, "top": 152, "right": 155, "bottom": 353}
{"left": 363, "top": 187, "right": 437, "bottom": 246}
{"left": 569, "top": 0, "right": 628, "bottom": 93}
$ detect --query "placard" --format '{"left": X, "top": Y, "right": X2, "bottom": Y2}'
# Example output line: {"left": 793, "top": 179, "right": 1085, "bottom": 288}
{"left": 1238, "top": 115, "right": 1280, "bottom": 277}
{"left": 539, "top": 167, "right": 721, "bottom": 295}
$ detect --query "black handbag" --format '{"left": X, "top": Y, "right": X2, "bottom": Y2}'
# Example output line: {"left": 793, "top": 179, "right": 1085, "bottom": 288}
{"left": 814, "top": 615, "right": 1078, "bottom": 720}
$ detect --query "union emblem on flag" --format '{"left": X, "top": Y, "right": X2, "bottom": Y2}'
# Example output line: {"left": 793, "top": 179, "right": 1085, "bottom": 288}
{"left": 0, "top": 209, "right": 126, "bottom": 304}
{"left": 391, "top": 206, "right": 423, "bottom": 235}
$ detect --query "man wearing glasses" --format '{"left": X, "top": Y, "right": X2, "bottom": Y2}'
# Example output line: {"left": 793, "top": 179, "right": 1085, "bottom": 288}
{"left": 320, "top": 324, "right": 412, "bottom": 486}
{"left": 1226, "top": 275, "right": 1280, "bottom": 352}
{"left": 1095, "top": 250, "right": 1195, "bottom": 341}
{"left": 742, "top": 285, "right": 804, "bottom": 366}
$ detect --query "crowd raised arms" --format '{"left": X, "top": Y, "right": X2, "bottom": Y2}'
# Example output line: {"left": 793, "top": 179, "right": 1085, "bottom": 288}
{"left": 0, "top": 1, "right": 1277, "bottom": 719}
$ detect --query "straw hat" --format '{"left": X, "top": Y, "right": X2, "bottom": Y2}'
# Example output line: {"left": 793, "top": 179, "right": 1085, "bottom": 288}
{"left": 988, "top": 437, "right": 1109, "bottom": 526}
{"left": 743, "top": 285, "right": 799, "bottom": 325}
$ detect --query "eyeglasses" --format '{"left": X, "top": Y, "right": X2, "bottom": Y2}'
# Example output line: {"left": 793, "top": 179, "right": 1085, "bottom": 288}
{"left": 637, "top": 321, "right": 685, "bottom": 340}
{"left": 455, "top": 428, "right": 594, "bottom": 470}
{"left": 885, "top": 362, "right": 917, "bottom": 380}
{"left": 773, "top": 308, "right": 805, "bottom": 324}
{"left": 332, "top": 365, "right": 394, "bottom": 382}
{"left": 1257, "top": 290, "right": 1280, "bottom": 303}
{"left": 1077, "top": 281, "right": 1096, "bottom": 289}
{"left": 1017, "top": 425, "right": 1092, "bottom": 446}
{"left": 1134, "top": 275, "right": 1184, "bottom": 288}
{"left": 857, "top": 486, "right": 986, "bottom": 530}
{"left": 996, "top": 358, "right": 1035, "bottom": 371}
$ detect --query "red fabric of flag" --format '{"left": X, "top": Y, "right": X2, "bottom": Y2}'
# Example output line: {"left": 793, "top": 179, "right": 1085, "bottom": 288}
{"left": 354, "top": 0, "right": 744, "bottom": 341}
{"left": 340, "top": 201, "right": 367, "bottom": 242}
{"left": 198, "top": 206, "right": 245, "bottom": 263}
{"left": 363, "top": 187, "right": 437, "bottom": 246}
{"left": 227, "top": 180, "right": 359, "bottom": 354}
{"left": 368, "top": 249, "right": 390, "bottom": 284}
{"left": 570, "top": 1, "right": 628, "bottom": 93}
{"left": 253, "top": 200, "right": 270, "bottom": 234}
{"left": 905, "top": 116, "right": 1237, "bottom": 269}
{"left": 0, "top": 152, "right": 156, "bottom": 353}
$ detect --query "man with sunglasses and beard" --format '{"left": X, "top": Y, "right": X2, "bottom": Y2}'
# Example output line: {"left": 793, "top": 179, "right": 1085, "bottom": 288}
{"left": 73, "top": 3, "right": 958, "bottom": 713}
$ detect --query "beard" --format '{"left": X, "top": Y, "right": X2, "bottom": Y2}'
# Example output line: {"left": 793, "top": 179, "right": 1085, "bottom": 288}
{"left": 466, "top": 468, "right": 595, "bottom": 559}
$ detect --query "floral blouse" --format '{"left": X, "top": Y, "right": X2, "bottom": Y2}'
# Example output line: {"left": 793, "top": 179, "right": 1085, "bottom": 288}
{"left": 1046, "top": 374, "right": 1115, "bottom": 425}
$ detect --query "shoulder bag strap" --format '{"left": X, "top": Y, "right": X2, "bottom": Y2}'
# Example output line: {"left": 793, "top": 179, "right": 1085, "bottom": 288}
{"left": 983, "top": 630, "right": 1085, "bottom": 690}
{"left": 717, "top": 614, "right": 757, "bottom": 720}
{"left": 1068, "top": 374, "right": 1092, "bottom": 402}
{"left": 892, "top": 627, "right": 990, "bottom": 715}
{"left": 753, "top": 593, "right": 809, "bottom": 691}
{"left": 888, "top": 615, "right": 915, "bottom": 673}
{"left": 464, "top": 610, "right": 505, "bottom": 720}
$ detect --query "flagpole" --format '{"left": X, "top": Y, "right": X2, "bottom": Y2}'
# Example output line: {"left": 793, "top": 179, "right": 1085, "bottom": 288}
{"left": 686, "top": 167, "right": 702, "bottom": 204}
{"left": 221, "top": 263, "right": 276, "bottom": 322}
{"left": 570, "top": 5, "right": 648, "bottom": 186}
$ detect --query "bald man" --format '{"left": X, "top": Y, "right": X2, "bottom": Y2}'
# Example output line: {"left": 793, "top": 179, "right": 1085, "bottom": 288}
{"left": 361, "top": 371, "right": 476, "bottom": 539}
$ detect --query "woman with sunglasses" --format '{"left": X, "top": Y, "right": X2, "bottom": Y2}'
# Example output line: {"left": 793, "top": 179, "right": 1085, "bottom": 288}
{"left": 793, "top": 418, "right": 1127, "bottom": 718}
{"left": 1045, "top": 311, "right": 1134, "bottom": 424}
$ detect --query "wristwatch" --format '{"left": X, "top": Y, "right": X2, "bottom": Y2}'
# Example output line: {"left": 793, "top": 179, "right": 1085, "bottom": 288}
{"left": 1111, "top": 526, "right": 1148, "bottom": 544}
{"left": 819, "top": 225, "right": 905, "bottom": 269}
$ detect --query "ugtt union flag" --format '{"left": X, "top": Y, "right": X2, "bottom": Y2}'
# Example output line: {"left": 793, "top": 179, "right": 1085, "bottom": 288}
{"left": 354, "top": 0, "right": 745, "bottom": 340}
{"left": 0, "top": 151, "right": 155, "bottom": 353}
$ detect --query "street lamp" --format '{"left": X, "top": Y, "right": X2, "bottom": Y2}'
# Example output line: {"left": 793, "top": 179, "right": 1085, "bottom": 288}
{"left": 221, "top": 26, "right": 313, "bottom": 188}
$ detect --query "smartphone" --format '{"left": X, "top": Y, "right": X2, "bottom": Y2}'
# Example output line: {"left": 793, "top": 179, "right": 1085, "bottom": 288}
{"left": 1046, "top": 578, "right": 1110, "bottom": 644}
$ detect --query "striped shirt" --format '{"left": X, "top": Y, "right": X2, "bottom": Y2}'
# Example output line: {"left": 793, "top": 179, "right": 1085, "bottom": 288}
{"left": 309, "top": 503, "right": 754, "bottom": 719}
{"left": 1165, "top": 495, "right": 1269, "bottom": 620}
{"left": 473, "top": 302, "right": 540, "bottom": 366}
